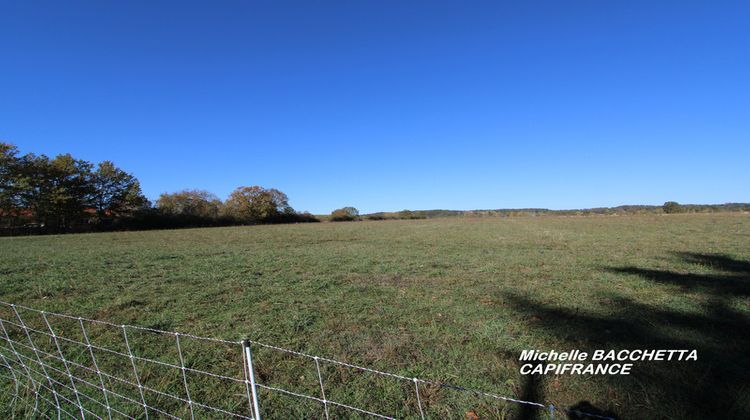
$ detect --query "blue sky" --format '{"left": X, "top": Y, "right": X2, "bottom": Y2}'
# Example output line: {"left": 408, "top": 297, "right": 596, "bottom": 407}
{"left": 2, "top": 1, "right": 748, "bottom": 214}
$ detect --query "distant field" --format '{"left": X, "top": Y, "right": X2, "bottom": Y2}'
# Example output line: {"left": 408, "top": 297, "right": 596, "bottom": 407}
{"left": 1, "top": 214, "right": 749, "bottom": 419}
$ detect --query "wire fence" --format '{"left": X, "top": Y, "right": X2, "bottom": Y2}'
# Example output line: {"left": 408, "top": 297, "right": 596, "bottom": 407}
{"left": 0, "top": 301, "right": 613, "bottom": 419}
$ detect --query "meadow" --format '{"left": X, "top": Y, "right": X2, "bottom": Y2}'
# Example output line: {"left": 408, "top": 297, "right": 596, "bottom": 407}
{"left": 0, "top": 213, "right": 748, "bottom": 419}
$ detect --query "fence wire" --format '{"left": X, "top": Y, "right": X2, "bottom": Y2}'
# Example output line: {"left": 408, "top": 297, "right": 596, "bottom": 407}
{"left": 0, "top": 301, "right": 612, "bottom": 419}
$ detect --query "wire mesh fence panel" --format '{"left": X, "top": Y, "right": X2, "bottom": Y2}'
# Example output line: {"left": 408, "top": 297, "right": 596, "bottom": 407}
{"left": 0, "top": 301, "right": 614, "bottom": 419}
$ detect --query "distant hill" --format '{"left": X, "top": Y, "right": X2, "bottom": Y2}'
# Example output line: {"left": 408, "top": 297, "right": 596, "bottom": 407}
{"left": 357, "top": 203, "right": 750, "bottom": 221}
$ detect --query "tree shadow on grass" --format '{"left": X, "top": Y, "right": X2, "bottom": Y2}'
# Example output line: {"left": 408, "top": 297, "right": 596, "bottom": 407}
{"left": 504, "top": 253, "right": 749, "bottom": 419}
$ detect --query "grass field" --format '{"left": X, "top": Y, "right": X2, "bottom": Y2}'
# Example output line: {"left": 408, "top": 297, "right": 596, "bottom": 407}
{"left": 1, "top": 213, "right": 749, "bottom": 419}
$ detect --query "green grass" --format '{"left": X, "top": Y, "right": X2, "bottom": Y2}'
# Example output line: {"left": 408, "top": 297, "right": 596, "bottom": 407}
{"left": 1, "top": 213, "right": 749, "bottom": 419}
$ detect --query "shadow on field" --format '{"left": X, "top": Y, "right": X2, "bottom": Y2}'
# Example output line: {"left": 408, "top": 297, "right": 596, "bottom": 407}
{"left": 505, "top": 253, "right": 750, "bottom": 419}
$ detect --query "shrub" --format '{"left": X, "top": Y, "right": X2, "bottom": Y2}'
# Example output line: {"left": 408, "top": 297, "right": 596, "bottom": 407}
{"left": 663, "top": 201, "right": 682, "bottom": 214}
{"left": 330, "top": 206, "right": 359, "bottom": 222}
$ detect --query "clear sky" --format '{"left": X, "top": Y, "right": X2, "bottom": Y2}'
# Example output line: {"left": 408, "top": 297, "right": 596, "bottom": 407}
{"left": 2, "top": 1, "right": 748, "bottom": 214}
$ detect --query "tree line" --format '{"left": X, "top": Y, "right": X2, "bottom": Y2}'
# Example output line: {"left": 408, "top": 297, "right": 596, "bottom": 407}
{"left": 3, "top": 142, "right": 747, "bottom": 235}
{"left": 361, "top": 202, "right": 750, "bottom": 220}
{"left": 0, "top": 143, "right": 318, "bottom": 235}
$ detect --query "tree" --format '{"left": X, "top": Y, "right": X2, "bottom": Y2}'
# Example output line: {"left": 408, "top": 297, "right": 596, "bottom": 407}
{"left": 156, "top": 189, "right": 223, "bottom": 219}
{"left": 47, "top": 154, "right": 95, "bottom": 229}
{"left": 9, "top": 152, "right": 49, "bottom": 226}
{"left": 223, "top": 186, "right": 293, "bottom": 223}
{"left": 11, "top": 153, "right": 94, "bottom": 229}
{"left": 0, "top": 143, "right": 21, "bottom": 225}
{"left": 91, "top": 161, "right": 149, "bottom": 220}
{"left": 330, "top": 206, "right": 359, "bottom": 221}
{"left": 663, "top": 201, "right": 682, "bottom": 214}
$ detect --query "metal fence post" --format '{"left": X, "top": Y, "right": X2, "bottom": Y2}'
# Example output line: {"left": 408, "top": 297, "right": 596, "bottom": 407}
{"left": 241, "top": 339, "right": 262, "bottom": 420}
